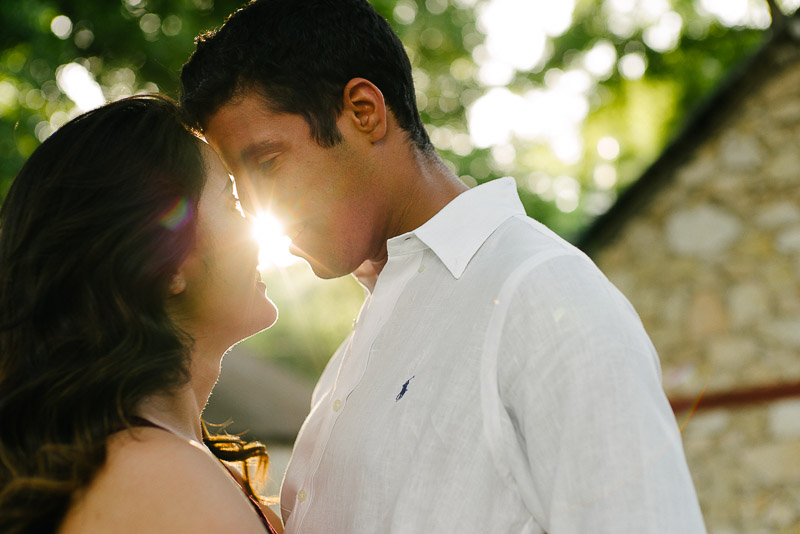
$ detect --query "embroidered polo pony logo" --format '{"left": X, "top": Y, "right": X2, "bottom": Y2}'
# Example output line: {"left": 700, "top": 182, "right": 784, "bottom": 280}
{"left": 396, "top": 375, "right": 415, "bottom": 402}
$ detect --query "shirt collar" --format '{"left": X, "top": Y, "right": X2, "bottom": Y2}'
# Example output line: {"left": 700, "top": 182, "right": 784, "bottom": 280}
{"left": 387, "top": 177, "right": 525, "bottom": 279}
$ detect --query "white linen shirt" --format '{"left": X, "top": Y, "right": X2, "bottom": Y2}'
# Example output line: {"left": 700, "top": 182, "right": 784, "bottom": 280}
{"left": 280, "top": 177, "right": 706, "bottom": 534}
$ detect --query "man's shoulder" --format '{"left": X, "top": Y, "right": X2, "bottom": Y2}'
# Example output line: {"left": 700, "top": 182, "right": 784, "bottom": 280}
{"left": 495, "top": 214, "right": 575, "bottom": 250}
{"left": 472, "top": 214, "right": 636, "bottom": 326}
{"left": 472, "top": 214, "right": 589, "bottom": 279}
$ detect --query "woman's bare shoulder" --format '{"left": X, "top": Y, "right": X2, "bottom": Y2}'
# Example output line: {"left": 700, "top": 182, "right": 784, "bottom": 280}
{"left": 59, "top": 427, "right": 268, "bottom": 534}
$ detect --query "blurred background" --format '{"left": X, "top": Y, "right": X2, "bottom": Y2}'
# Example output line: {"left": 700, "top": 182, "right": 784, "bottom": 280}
{"left": 1, "top": 0, "right": 789, "bottom": 385}
{"left": 3, "top": 0, "right": 800, "bottom": 527}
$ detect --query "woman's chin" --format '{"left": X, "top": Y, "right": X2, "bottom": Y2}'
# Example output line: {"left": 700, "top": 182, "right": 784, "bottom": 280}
{"left": 229, "top": 314, "right": 277, "bottom": 348}
{"left": 249, "top": 297, "right": 279, "bottom": 335}
{"left": 218, "top": 293, "right": 278, "bottom": 349}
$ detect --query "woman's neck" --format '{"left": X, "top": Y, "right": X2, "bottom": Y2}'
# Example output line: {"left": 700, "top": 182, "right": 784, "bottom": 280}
{"left": 135, "top": 347, "right": 223, "bottom": 443}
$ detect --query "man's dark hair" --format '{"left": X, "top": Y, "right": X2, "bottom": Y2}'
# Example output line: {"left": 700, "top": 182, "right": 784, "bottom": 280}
{"left": 180, "top": 0, "right": 432, "bottom": 151}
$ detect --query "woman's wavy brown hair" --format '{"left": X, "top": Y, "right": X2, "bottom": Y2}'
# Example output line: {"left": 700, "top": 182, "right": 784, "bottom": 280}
{"left": 0, "top": 95, "right": 268, "bottom": 534}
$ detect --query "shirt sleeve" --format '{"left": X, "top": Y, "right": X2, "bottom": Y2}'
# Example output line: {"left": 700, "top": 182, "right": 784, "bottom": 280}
{"left": 496, "top": 253, "right": 707, "bottom": 534}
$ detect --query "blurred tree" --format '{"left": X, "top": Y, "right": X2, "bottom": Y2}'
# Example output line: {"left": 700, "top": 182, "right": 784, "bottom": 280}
{"left": 1, "top": 0, "right": 793, "bottom": 379}
{"left": 0, "top": 0, "right": 246, "bottom": 193}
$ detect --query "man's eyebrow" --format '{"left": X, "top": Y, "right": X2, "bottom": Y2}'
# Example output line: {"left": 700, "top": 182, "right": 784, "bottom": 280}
{"left": 239, "top": 140, "right": 283, "bottom": 165}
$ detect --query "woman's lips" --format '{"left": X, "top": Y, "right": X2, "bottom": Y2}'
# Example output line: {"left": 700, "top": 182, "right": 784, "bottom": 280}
{"left": 255, "top": 270, "right": 267, "bottom": 293}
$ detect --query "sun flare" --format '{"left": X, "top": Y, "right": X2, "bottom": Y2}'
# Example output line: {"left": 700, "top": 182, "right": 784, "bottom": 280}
{"left": 251, "top": 211, "right": 298, "bottom": 270}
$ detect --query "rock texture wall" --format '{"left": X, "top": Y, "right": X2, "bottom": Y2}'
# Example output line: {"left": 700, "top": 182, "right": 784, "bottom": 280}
{"left": 588, "top": 32, "right": 800, "bottom": 533}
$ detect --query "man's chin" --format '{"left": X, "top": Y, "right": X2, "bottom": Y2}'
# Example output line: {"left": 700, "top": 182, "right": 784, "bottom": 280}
{"left": 296, "top": 254, "right": 345, "bottom": 280}
{"left": 290, "top": 241, "right": 352, "bottom": 279}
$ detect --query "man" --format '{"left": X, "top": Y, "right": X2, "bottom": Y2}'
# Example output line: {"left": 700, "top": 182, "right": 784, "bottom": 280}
{"left": 180, "top": 1, "right": 707, "bottom": 532}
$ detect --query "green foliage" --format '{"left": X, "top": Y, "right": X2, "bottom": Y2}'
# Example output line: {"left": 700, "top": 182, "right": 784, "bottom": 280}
{"left": 0, "top": 0, "right": 244, "bottom": 186}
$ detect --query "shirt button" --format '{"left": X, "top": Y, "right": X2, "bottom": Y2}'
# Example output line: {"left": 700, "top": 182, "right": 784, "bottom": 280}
{"left": 297, "top": 490, "right": 307, "bottom": 502}
{"left": 332, "top": 399, "right": 343, "bottom": 412}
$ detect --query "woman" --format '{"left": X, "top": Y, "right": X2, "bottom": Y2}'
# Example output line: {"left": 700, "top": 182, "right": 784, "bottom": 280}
{"left": 0, "top": 95, "right": 283, "bottom": 533}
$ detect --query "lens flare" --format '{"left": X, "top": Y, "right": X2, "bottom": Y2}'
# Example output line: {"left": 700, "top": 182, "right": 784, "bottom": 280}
{"left": 251, "top": 211, "right": 298, "bottom": 269}
{"left": 158, "top": 196, "right": 192, "bottom": 230}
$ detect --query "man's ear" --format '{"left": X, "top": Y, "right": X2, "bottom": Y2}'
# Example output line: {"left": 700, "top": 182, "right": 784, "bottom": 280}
{"left": 341, "top": 78, "right": 387, "bottom": 143}
{"left": 168, "top": 271, "right": 187, "bottom": 296}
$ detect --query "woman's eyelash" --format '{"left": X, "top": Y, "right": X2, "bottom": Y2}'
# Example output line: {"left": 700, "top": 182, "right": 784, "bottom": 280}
{"left": 228, "top": 179, "right": 246, "bottom": 217}
{"left": 233, "top": 198, "right": 245, "bottom": 217}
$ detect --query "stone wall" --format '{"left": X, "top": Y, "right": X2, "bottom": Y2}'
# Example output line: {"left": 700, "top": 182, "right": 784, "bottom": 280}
{"left": 591, "top": 37, "right": 800, "bottom": 533}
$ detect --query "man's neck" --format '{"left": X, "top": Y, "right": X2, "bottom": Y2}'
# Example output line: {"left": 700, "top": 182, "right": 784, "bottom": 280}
{"left": 386, "top": 148, "right": 468, "bottom": 240}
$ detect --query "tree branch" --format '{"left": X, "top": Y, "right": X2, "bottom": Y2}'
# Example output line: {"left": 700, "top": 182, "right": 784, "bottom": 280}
{"left": 766, "top": 0, "right": 787, "bottom": 33}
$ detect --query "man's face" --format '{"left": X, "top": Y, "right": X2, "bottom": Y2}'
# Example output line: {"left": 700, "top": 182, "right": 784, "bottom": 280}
{"left": 203, "top": 90, "right": 387, "bottom": 279}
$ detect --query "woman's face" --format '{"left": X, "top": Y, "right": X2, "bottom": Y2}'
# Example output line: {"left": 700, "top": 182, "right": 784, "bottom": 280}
{"left": 175, "top": 143, "right": 278, "bottom": 349}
